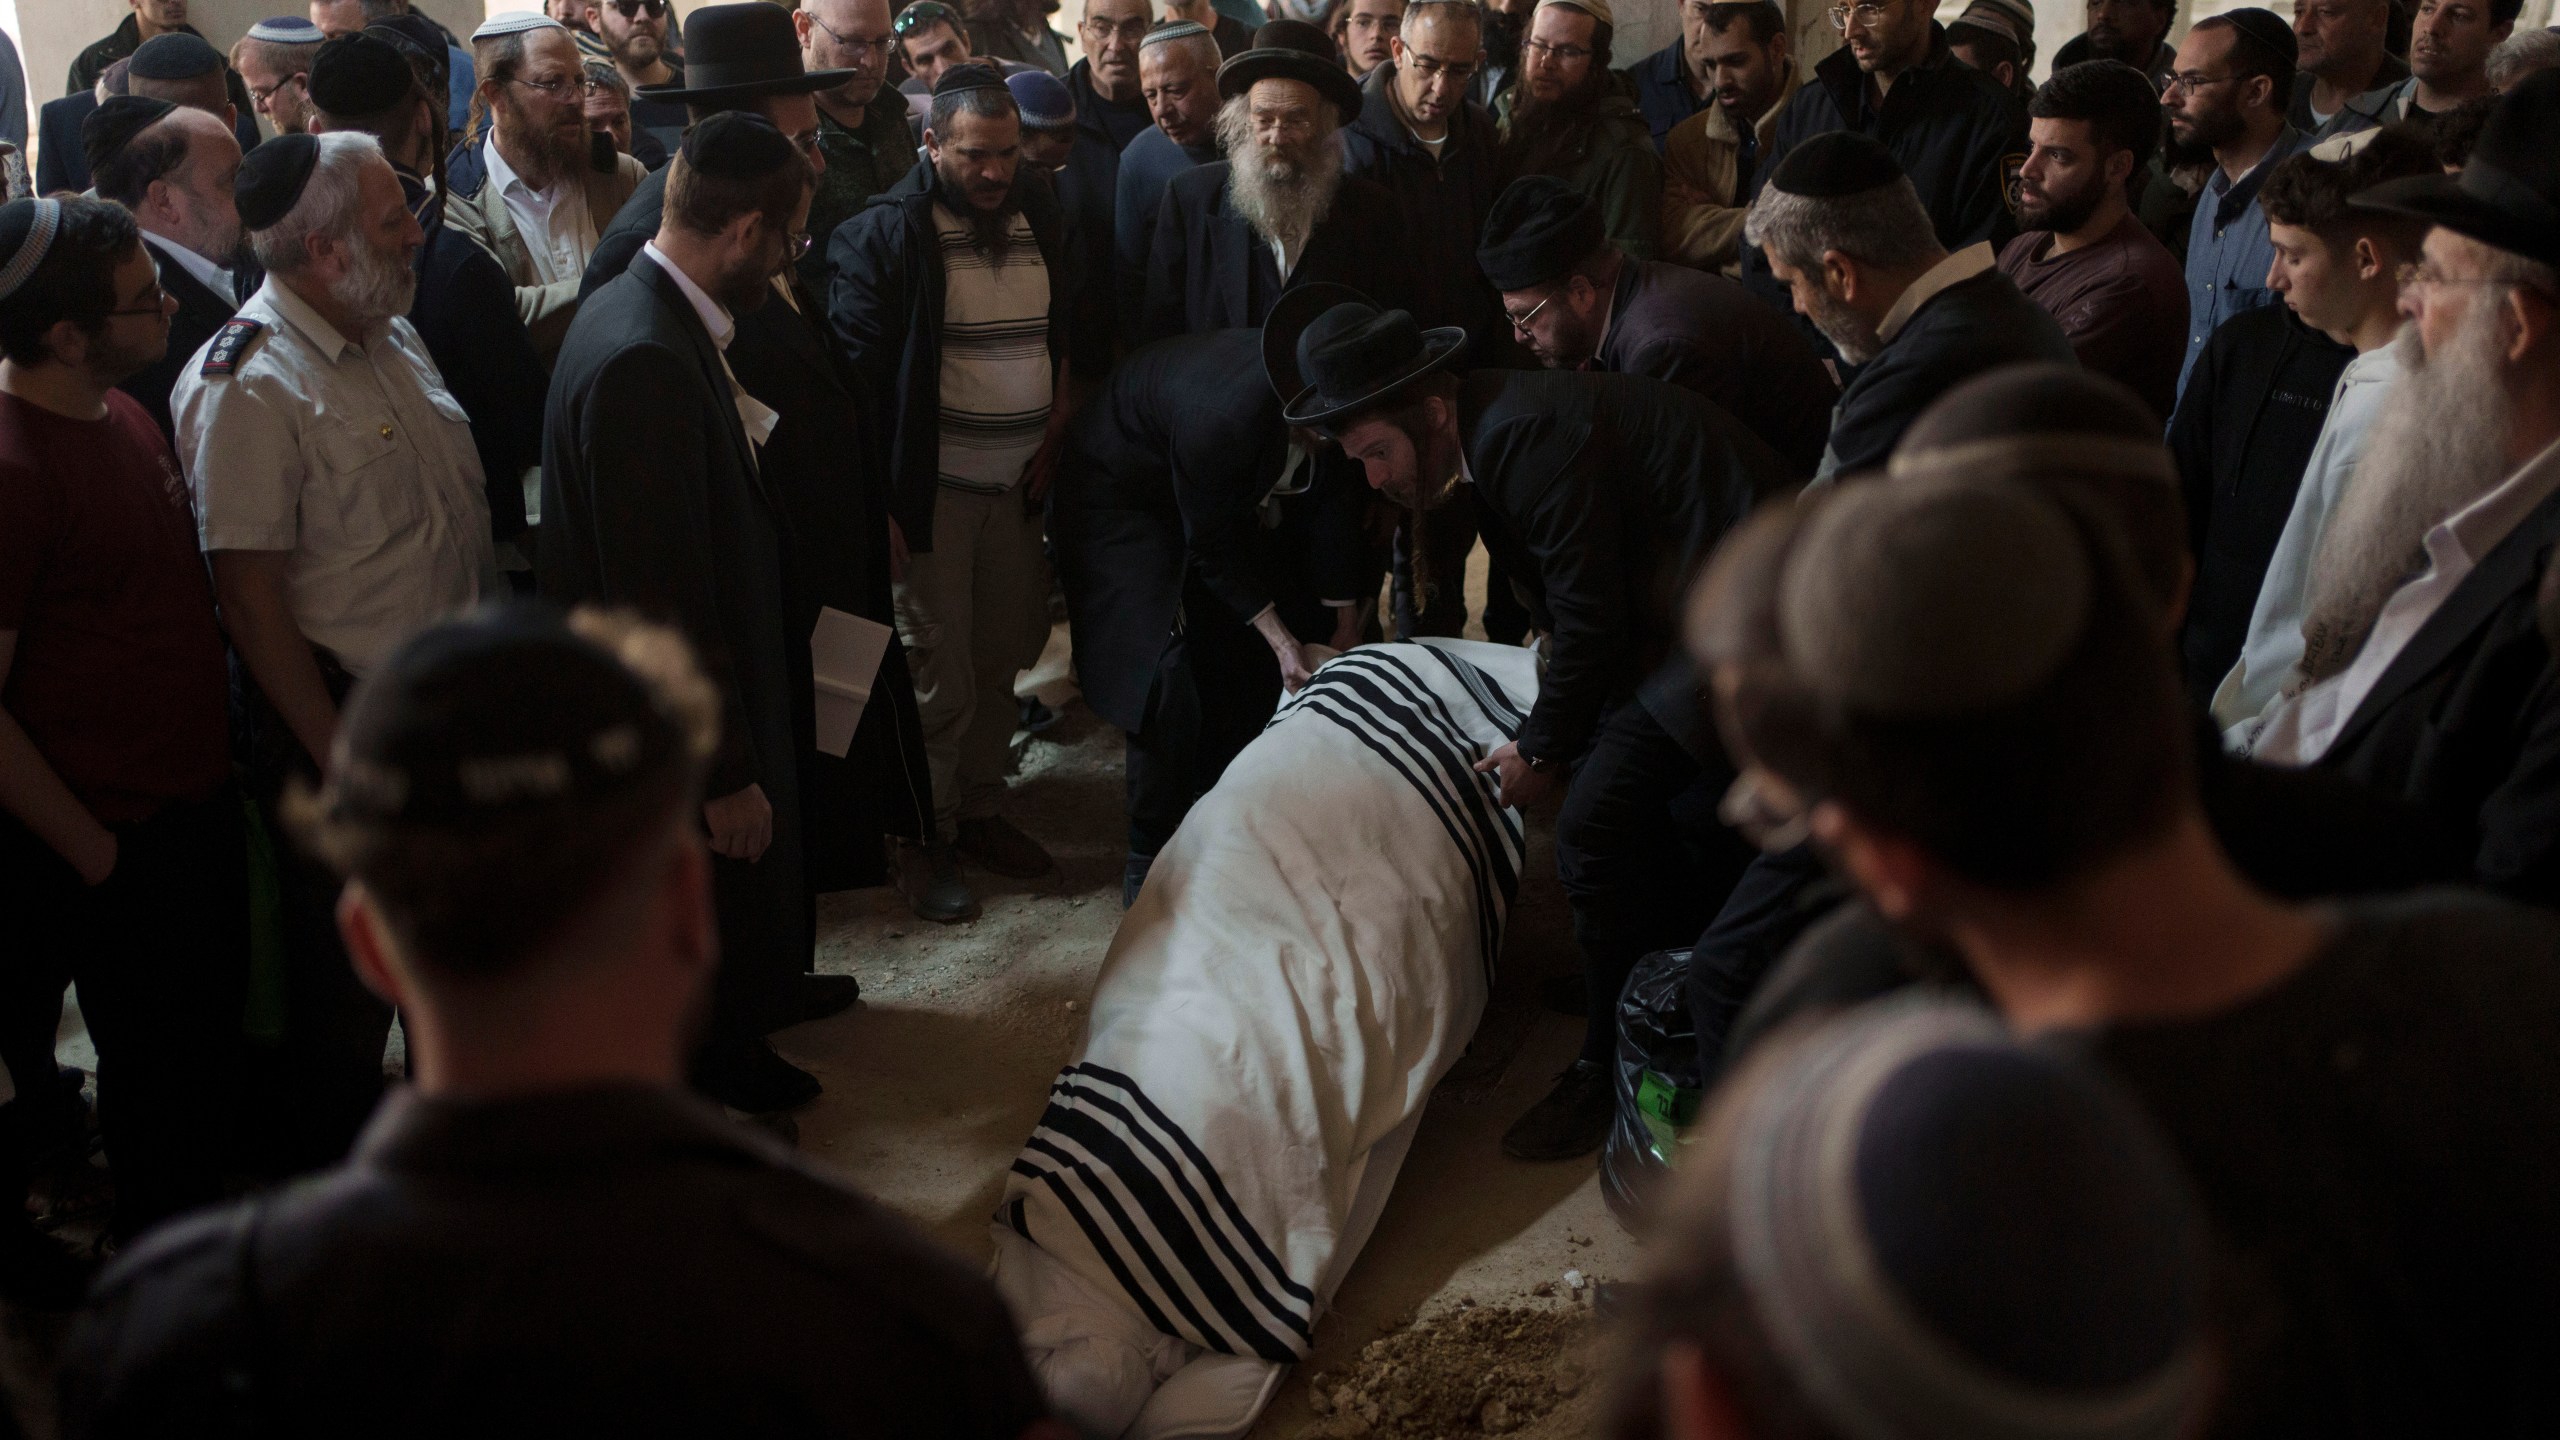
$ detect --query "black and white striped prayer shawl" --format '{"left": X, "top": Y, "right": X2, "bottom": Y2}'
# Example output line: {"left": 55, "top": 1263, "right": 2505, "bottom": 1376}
{"left": 1001, "top": 641, "right": 1536, "bottom": 1364}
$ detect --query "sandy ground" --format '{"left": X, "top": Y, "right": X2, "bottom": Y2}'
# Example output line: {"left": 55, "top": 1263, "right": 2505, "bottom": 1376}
{"left": 6, "top": 602, "right": 1647, "bottom": 1439}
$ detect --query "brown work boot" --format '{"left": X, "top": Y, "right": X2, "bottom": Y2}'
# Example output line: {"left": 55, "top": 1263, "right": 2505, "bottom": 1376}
{"left": 957, "top": 815, "right": 1053, "bottom": 878}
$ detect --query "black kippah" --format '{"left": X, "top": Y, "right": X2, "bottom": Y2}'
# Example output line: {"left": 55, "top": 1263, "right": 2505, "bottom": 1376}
{"left": 1767, "top": 131, "right": 1905, "bottom": 199}
{"left": 128, "top": 32, "right": 225, "bottom": 80}
{"left": 81, "top": 96, "right": 179, "bottom": 182}
{"left": 310, "top": 33, "right": 417, "bottom": 117}
{"left": 2215, "top": 6, "right": 2299, "bottom": 66}
{"left": 1477, "top": 175, "right": 1605, "bottom": 292}
{"left": 236, "top": 133, "right": 323, "bottom": 232}
{"left": 680, "top": 110, "right": 796, "bottom": 178}
{"left": 932, "top": 60, "right": 1012, "bottom": 97}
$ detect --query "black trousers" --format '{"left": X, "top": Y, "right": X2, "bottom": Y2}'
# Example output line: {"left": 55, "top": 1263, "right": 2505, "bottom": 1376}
{"left": 0, "top": 790, "right": 249, "bottom": 1239}
{"left": 1394, "top": 493, "right": 1532, "bottom": 644}
{"left": 1553, "top": 702, "right": 1754, "bottom": 1066}
{"left": 236, "top": 653, "right": 390, "bottom": 1173}
{"left": 1125, "top": 619, "right": 1282, "bottom": 859}
{"left": 1681, "top": 841, "right": 1840, "bottom": 1082}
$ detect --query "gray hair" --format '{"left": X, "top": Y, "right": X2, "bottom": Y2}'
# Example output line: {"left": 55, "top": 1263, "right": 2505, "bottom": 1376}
{"left": 1742, "top": 177, "right": 1941, "bottom": 277}
{"left": 1142, "top": 29, "right": 1223, "bottom": 73}
{"left": 2487, "top": 27, "right": 2560, "bottom": 89}
{"left": 249, "top": 130, "right": 386, "bottom": 275}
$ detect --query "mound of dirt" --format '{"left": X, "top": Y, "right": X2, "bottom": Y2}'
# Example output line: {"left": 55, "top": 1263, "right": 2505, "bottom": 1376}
{"left": 1301, "top": 1303, "right": 1596, "bottom": 1438}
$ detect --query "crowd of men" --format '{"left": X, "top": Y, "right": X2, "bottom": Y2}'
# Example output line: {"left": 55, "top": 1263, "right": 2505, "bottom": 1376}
{"left": 4, "top": 0, "right": 2560, "bottom": 1433}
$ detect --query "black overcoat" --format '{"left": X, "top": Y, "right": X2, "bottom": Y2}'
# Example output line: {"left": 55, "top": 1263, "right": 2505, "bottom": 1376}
{"left": 120, "top": 235, "right": 238, "bottom": 447}
{"left": 1138, "top": 161, "right": 1419, "bottom": 345}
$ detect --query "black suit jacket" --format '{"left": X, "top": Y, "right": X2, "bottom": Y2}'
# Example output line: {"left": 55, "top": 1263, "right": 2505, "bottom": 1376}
{"left": 1457, "top": 368, "right": 1796, "bottom": 765}
{"left": 590, "top": 170, "right": 932, "bottom": 882}
{"left": 1139, "top": 162, "right": 1418, "bottom": 345}
{"left": 2317, "top": 484, "right": 2560, "bottom": 902}
{"left": 119, "top": 235, "right": 236, "bottom": 445}
{"left": 538, "top": 255, "right": 808, "bottom": 1013}
{"left": 1594, "top": 259, "right": 1835, "bottom": 481}
{"left": 1053, "top": 330, "right": 1370, "bottom": 733}
{"left": 36, "top": 92, "right": 95, "bottom": 195}
{"left": 399, "top": 177, "right": 547, "bottom": 542}
{"left": 1819, "top": 265, "right": 2076, "bottom": 480}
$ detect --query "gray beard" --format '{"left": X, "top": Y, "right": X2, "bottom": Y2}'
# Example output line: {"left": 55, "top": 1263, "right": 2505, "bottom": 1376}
{"left": 1804, "top": 285, "right": 1881, "bottom": 367}
{"left": 1219, "top": 107, "right": 1343, "bottom": 256}
{"left": 2293, "top": 309, "right": 2517, "bottom": 686}
{"left": 331, "top": 235, "right": 419, "bottom": 330}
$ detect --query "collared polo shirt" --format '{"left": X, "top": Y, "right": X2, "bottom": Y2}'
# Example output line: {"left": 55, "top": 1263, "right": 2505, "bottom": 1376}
{"left": 484, "top": 133, "right": 598, "bottom": 286}
{"left": 172, "top": 276, "right": 496, "bottom": 678}
{"left": 2253, "top": 437, "right": 2560, "bottom": 765}
{"left": 2180, "top": 126, "right": 2307, "bottom": 402}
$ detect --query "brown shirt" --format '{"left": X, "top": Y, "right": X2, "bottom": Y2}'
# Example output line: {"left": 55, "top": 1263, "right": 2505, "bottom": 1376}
{"left": 1998, "top": 211, "right": 2191, "bottom": 423}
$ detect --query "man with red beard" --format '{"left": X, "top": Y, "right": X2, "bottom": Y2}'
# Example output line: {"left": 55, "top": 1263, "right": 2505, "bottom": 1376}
{"left": 1139, "top": 22, "right": 1416, "bottom": 342}
{"left": 1494, "top": 0, "right": 1662, "bottom": 259}
{"left": 444, "top": 12, "right": 646, "bottom": 361}
{"left": 2248, "top": 72, "right": 2560, "bottom": 899}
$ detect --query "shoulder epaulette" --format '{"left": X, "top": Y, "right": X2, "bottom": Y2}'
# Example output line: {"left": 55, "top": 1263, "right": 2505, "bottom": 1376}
{"left": 201, "top": 318, "right": 267, "bottom": 378}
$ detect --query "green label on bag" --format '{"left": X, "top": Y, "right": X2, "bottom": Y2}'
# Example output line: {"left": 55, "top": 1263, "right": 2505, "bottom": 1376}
{"left": 1636, "top": 1068, "right": 1704, "bottom": 1164}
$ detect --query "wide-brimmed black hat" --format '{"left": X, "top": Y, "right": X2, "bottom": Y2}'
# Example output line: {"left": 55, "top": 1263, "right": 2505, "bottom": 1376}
{"left": 1217, "top": 20, "right": 1363, "bottom": 120}
{"left": 1264, "top": 283, "right": 1467, "bottom": 430}
{"left": 2353, "top": 69, "right": 2560, "bottom": 271}
{"left": 640, "top": 2, "right": 853, "bottom": 103}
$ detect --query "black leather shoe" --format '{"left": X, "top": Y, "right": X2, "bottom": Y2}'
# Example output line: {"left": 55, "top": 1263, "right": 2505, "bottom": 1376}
{"left": 905, "top": 843, "right": 980, "bottom": 923}
{"left": 773, "top": 973, "right": 861, "bottom": 1030}
{"left": 1501, "top": 1060, "right": 1614, "bottom": 1162}
{"left": 1539, "top": 973, "right": 1590, "bottom": 1018}
{"left": 958, "top": 815, "right": 1053, "bottom": 878}
{"left": 693, "top": 1038, "right": 822, "bottom": 1114}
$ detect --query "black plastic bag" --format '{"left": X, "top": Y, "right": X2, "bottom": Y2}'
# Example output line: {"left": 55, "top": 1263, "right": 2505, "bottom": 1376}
{"left": 1599, "top": 947, "right": 1705, "bottom": 1228}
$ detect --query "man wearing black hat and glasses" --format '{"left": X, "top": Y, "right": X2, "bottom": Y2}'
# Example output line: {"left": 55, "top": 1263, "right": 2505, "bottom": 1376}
{"left": 588, "top": 2, "right": 939, "bottom": 940}
{"left": 308, "top": 31, "right": 550, "bottom": 559}
{"left": 57, "top": 606, "right": 1062, "bottom": 1440}
{"left": 544, "top": 112, "right": 832, "bottom": 1115}
{"left": 1053, "top": 292, "right": 1372, "bottom": 905}
{"left": 1269, "top": 287, "right": 1793, "bottom": 1160}
{"left": 1139, "top": 21, "right": 1418, "bottom": 344}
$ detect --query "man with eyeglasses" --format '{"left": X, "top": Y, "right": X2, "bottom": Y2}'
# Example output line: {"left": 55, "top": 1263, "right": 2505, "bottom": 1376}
{"left": 1114, "top": 23, "right": 1224, "bottom": 343}
{"left": 84, "top": 98, "right": 244, "bottom": 448}
{"left": 0, "top": 194, "right": 245, "bottom": 1258}
{"left": 1346, "top": 0, "right": 1506, "bottom": 356}
{"left": 235, "top": 15, "right": 324, "bottom": 137}
{"left": 1055, "top": 0, "right": 1156, "bottom": 377}
{"left": 1661, "top": 0, "right": 1797, "bottom": 272}
{"left": 446, "top": 12, "right": 646, "bottom": 361}
{"left": 1495, "top": 0, "right": 1662, "bottom": 259}
{"left": 1739, "top": 0, "right": 2024, "bottom": 328}
{"left": 583, "top": 0, "right": 689, "bottom": 156}
{"left": 796, "top": 0, "right": 913, "bottom": 289}
{"left": 1333, "top": 0, "right": 1406, "bottom": 80}
{"left": 896, "top": 3, "right": 1035, "bottom": 107}
{"left": 2164, "top": 8, "right": 2310, "bottom": 404}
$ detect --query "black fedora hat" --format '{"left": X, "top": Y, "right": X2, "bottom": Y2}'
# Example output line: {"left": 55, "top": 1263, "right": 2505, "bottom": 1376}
{"left": 1217, "top": 20, "right": 1364, "bottom": 120}
{"left": 1264, "top": 285, "right": 1468, "bottom": 430}
{"left": 641, "top": 2, "right": 854, "bottom": 104}
{"left": 2352, "top": 69, "right": 2560, "bottom": 271}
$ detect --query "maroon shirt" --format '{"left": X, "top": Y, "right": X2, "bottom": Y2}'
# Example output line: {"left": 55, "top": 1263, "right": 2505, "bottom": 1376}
{"left": 0, "top": 388, "right": 230, "bottom": 823}
{"left": 1998, "top": 212, "right": 2191, "bottom": 424}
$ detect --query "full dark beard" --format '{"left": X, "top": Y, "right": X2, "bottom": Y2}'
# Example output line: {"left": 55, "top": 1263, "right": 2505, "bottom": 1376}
{"left": 937, "top": 164, "right": 1025, "bottom": 261}
{"left": 1506, "top": 75, "right": 1608, "bottom": 178}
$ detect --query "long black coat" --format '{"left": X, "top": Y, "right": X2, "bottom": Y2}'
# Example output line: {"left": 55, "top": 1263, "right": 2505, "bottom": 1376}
{"left": 1457, "top": 369, "right": 1796, "bottom": 766}
{"left": 538, "top": 255, "right": 807, "bottom": 1036}
{"left": 1052, "top": 330, "right": 1371, "bottom": 734}
{"left": 120, "top": 235, "right": 238, "bottom": 446}
{"left": 1592, "top": 259, "right": 1835, "bottom": 481}
{"left": 2317, "top": 485, "right": 2560, "bottom": 903}
{"left": 403, "top": 180, "right": 548, "bottom": 543}
{"left": 591, "top": 168, "right": 933, "bottom": 890}
{"left": 1139, "top": 162, "right": 1418, "bottom": 345}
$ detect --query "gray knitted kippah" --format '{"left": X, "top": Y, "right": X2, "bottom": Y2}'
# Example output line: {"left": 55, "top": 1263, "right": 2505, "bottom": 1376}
{"left": 1778, "top": 477, "right": 2092, "bottom": 718}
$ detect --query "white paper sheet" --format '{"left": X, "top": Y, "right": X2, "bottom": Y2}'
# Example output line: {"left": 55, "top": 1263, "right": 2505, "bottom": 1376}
{"left": 811, "top": 607, "right": 894, "bottom": 759}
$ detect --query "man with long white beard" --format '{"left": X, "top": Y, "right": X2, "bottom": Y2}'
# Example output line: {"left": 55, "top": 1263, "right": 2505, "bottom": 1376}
{"left": 174, "top": 129, "right": 499, "bottom": 1166}
{"left": 1139, "top": 21, "right": 1416, "bottom": 342}
{"left": 2249, "top": 71, "right": 2560, "bottom": 898}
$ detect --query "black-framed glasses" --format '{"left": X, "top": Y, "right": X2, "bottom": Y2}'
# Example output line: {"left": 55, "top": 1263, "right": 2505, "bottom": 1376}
{"left": 2158, "top": 70, "right": 2239, "bottom": 97}
{"left": 1825, "top": 0, "right": 1895, "bottom": 29}
{"left": 1081, "top": 14, "right": 1152, "bottom": 42}
{"left": 894, "top": 2, "right": 963, "bottom": 36}
{"left": 106, "top": 278, "right": 170, "bottom": 320}
{"left": 1522, "top": 36, "right": 1593, "bottom": 62}
{"left": 606, "top": 0, "right": 667, "bottom": 18}
{"left": 248, "top": 71, "right": 306, "bottom": 104}
{"left": 1404, "top": 50, "right": 1478, "bottom": 83}
{"left": 805, "top": 8, "right": 894, "bottom": 56}
{"left": 512, "top": 73, "right": 610, "bottom": 97}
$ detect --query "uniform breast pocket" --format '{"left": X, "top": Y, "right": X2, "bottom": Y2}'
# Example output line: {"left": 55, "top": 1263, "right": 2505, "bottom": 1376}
{"left": 313, "top": 419, "right": 425, "bottom": 546}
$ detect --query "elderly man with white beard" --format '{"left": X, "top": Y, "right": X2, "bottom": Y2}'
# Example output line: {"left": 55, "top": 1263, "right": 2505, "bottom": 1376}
{"left": 2246, "top": 71, "right": 2560, "bottom": 899}
{"left": 1139, "top": 20, "right": 1417, "bottom": 343}
{"left": 175, "top": 129, "right": 499, "bottom": 1165}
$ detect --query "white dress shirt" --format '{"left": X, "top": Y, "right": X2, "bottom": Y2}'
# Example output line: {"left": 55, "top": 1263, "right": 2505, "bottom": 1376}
{"left": 145, "top": 229, "right": 234, "bottom": 301}
{"left": 2253, "top": 436, "right": 2560, "bottom": 764}
{"left": 643, "top": 241, "right": 779, "bottom": 455}
{"left": 485, "top": 134, "right": 597, "bottom": 286}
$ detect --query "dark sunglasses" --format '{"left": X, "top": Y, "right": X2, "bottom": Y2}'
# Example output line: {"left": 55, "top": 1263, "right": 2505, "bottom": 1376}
{"left": 894, "top": 2, "right": 963, "bottom": 36}
{"left": 607, "top": 0, "right": 668, "bottom": 18}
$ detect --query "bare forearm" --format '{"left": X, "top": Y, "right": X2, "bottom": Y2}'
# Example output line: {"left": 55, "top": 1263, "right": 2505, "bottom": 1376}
{"left": 211, "top": 552, "right": 339, "bottom": 767}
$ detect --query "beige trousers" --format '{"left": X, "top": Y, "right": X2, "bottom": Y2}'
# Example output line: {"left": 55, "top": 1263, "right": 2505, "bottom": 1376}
{"left": 892, "top": 485, "right": 1052, "bottom": 840}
